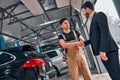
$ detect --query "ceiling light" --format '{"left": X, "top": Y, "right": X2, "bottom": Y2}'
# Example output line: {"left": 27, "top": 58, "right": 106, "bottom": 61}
{"left": 38, "top": 19, "right": 59, "bottom": 26}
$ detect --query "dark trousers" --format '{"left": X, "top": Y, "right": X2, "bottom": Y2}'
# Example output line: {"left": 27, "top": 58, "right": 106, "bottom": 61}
{"left": 102, "top": 50, "right": 120, "bottom": 80}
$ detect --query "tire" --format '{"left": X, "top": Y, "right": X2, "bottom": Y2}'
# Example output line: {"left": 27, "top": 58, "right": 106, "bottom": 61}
{"left": 10, "top": 67, "right": 38, "bottom": 80}
{"left": 53, "top": 66, "right": 60, "bottom": 77}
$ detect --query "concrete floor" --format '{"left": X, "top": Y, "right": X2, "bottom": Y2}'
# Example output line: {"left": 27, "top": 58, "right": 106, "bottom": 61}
{"left": 57, "top": 72, "right": 111, "bottom": 80}
{"left": 46, "top": 69, "right": 111, "bottom": 80}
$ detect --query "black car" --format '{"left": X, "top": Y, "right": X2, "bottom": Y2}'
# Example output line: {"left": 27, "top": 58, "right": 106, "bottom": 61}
{"left": 0, "top": 45, "right": 57, "bottom": 80}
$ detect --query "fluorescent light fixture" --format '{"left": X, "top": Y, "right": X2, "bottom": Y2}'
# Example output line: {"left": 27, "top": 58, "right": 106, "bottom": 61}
{"left": 41, "top": 36, "right": 58, "bottom": 43}
{"left": 38, "top": 19, "right": 59, "bottom": 26}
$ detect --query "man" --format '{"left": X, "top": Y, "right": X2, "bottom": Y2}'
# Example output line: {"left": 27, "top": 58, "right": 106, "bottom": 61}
{"left": 58, "top": 18, "right": 92, "bottom": 80}
{"left": 81, "top": 1, "right": 120, "bottom": 80}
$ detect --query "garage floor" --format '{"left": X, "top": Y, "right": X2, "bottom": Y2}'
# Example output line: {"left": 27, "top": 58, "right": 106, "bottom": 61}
{"left": 42, "top": 69, "right": 111, "bottom": 80}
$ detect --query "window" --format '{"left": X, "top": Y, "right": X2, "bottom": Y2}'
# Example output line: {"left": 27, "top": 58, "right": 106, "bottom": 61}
{"left": 39, "top": 0, "right": 57, "bottom": 11}
{"left": 95, "top": 0, "right": 119, "bottom": 19}
{"left": 46, "top": 51, "right": 58, "bottom": 58}
{"left": 0, "top": 52, "right": 14, "bottom": 65}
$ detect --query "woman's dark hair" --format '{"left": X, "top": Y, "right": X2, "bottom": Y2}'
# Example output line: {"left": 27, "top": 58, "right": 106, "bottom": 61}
{"left": 60, "top": 18, "right": 68, "bottom": 25}
{"left": 81, "top": 1, "right": 94, "bottom": 10}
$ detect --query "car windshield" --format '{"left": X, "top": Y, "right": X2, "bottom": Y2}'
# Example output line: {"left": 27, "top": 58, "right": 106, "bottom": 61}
{"left": 45, "top": 51, "right": 58, "bottom": 58}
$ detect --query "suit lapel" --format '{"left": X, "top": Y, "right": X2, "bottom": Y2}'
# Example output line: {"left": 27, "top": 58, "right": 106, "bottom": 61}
{"left": 90, "top": 12, "right": 97, "bottom": 36}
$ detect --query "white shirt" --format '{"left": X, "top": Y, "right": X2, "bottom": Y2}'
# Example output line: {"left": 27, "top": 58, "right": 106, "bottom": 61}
{"left": 86, "top": 11, "right": 95, "bottom": 34}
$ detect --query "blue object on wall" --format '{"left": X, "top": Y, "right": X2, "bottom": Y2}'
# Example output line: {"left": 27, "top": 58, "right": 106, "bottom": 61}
{"left": 14, "top": 41, "right": 20, "bottom": 47}
{"left": 0, "top": 36, "right": 6, "bottom": 49}
{"left": 36, "top": 47, "right": 41, "bottom": 53}
{"left": 36, "top": 45, "right": 41, "bottom": 53}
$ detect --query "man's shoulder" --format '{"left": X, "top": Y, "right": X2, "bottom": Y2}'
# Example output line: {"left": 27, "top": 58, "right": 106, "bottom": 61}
{"left": 96, "top": 12, "right": 106, "bottom": 17}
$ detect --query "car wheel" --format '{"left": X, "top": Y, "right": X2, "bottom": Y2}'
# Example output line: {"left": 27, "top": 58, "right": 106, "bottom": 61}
{"left": 53, "top": 66, "right": 60, "bottom": 77}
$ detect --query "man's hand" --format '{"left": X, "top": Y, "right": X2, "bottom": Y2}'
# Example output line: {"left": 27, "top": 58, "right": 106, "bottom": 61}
{"left": 79, "top": 40, "right": 85, "bottom": 47}
{"left": 75, "top": 40, "right": 84, "bottom": 47}
{"left": 100, "top": 52, "right": 108, "bottom": 61}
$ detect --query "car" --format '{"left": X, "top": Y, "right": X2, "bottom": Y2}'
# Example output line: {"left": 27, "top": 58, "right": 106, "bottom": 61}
{"left": 42, "top": 47, "right": 68, "bottom": 77}
{"left": 0, "top": 45, "right": 57, "bottom": 80}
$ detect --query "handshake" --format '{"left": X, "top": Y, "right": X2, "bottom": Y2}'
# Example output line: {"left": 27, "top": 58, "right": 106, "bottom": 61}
{"left": 75, "top": 40, "right": 85, "bottom": 48}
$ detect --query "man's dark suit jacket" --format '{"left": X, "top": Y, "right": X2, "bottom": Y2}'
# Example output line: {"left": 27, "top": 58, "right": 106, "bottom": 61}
{"left": 85, "top": 12, "right": 118, "bottom": 55}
